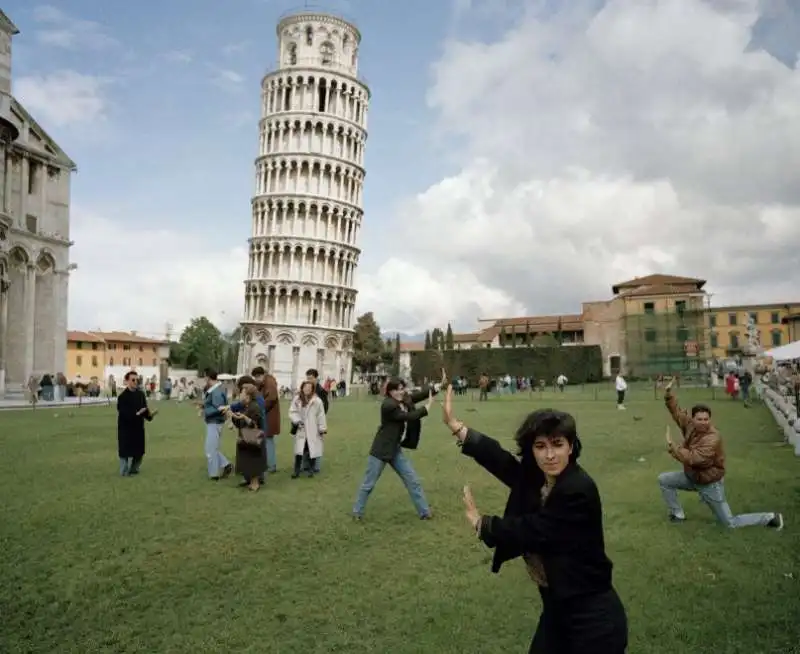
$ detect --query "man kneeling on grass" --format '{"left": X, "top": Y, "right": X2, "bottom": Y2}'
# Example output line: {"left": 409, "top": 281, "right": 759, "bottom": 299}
{"left": 658, "top": 379, "right": 784, "bottom": 530}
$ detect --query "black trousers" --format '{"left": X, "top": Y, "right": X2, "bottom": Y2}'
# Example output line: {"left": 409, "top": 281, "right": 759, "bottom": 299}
{"left": 616, "top": 390, "right": 625, "bottom": 405}
{"left": 529, "top": 587, "right": 628, "bottom": 653}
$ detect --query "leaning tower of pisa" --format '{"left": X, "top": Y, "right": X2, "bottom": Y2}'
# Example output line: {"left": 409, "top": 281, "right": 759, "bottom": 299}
{"left": 238, "top": 11, "right": 369, "bottom": 390}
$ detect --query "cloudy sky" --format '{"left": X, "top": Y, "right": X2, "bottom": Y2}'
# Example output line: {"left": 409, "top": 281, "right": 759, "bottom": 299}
{"left": 6, "top": 0, "right": 800, "bottom": 340}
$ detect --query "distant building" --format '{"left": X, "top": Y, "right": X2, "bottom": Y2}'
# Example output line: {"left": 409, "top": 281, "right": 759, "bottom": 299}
{"left": 66, "top": 331, "right": 170, "bottom": 386}
{"left": 399, "top": 273, "right": 798, "bottom": 380}
{"left": 708, "top": 303, "right": 800, "bottom": 358}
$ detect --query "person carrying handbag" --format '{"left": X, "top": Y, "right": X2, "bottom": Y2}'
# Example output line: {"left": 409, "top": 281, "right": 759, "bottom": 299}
{"left": 228, "top": 383, "right": 267, "bottom": 492}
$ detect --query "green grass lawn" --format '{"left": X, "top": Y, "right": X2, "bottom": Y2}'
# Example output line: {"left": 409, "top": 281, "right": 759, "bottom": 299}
{"left": 1, "top": 390, "right": 798, "bottom": 653}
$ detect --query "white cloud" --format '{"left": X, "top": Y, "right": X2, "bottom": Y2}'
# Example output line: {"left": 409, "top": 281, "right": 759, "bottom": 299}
{"left": 32, "top": 5, "right": 118, "bottom": 50}
{"left": 210, "top": 68, "right": 245, "bottom": 88}
{"left": 14, "top": 71, "right": 110, "bottom": 127}
{"left": 359, "top": 0, "right": 800, "bottom": 334}
{"left": 68, "top": 209, "right": 247, "bottom": 338}
{"left": 222, "top": 41, "right": 251, "bottom": 56}
{"left": 164, "top": 50, "right": 193, "bottom": 64}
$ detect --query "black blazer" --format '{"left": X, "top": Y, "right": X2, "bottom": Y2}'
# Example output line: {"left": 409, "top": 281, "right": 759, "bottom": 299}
{"left": 461, "top": 429, "right": 613, "bottom": 602}
{"left": 369, "top": 397, "right": 429, "bottom": 461}
{"left": 315, "top": 383, "right": 329, "bottom": 414}
{"left": 400, "top": 385, "right": 438, "bottom": 450}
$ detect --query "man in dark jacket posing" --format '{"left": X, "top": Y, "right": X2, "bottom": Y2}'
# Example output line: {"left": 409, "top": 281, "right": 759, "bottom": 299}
{"left": 352, "top": 379, "right": 435, "bottom": 521}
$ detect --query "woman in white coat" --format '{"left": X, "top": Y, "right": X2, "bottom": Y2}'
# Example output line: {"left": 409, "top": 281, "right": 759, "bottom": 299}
{"left": 289, "top": 381, "right": 327, "bottom": 478}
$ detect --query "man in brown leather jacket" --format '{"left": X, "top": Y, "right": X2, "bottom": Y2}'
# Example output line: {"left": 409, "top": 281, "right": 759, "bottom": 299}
{"left": 657, "top": 379, "right": 784, "bottom": 529}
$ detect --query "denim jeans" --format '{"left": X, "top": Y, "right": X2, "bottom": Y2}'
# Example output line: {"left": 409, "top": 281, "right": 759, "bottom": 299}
{"left": 204, "top": 423, "right": 230, "bottom": 478}
{"left": 352, "top": 452, "right": 430, "bottom": 518}
{"left": 658, "top": 471, "right": 775, "bottom": 527}
{"left": 265, "top": 437, "right": 277, "bottom": 472}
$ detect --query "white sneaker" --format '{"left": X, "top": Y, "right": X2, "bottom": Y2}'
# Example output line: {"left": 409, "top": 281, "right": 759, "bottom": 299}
{"left": 617, "top": 404, "right": 626, "bottom": 410}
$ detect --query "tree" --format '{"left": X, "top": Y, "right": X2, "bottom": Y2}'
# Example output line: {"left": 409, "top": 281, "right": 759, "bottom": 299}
{"left": 499, "top": 325, "right": 508, "bottom": 347}
{"left": 178, "top": 317, "right": 225, "bottom": 374}
{"left": 445, "top": 323, "right": 455, "bottom": 350}
{"left": 556, "top": 317, "right": 564, "bottom": 346}
{"left": 381, "top": 337, "right": 395, "bottom": 367}
{"left": 353, "top": 312, "right": 384, "bottom": 373}
{"left": 510, "top": 325, "right": 517, "bottom": 348}
{"left": 220, "top": 327, "right": 241, "bottom": 374}
{"left": 532, "top": 333, "right": 559, "bottom": 348}
{"left": 393, "top": 334, "right": 401, "bottom": 376}
{"left": 525, "top": 321, "right": 531, "bottom": 347}
{"left": 424, "top": 330, "right": 432, "bottom": 350}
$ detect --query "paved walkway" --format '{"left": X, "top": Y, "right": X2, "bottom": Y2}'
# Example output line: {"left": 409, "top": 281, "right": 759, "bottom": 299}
{"left": 0, "top": 397, "right": 112, "bottom": 411}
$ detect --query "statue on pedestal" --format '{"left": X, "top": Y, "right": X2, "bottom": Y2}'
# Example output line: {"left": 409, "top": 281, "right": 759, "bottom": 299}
{"left": 741, "top": 315, "right": 763, "bottom": 375}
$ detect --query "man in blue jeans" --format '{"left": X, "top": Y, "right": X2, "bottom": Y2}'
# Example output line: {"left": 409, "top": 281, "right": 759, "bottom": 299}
{"left": 658, "top": 379, "right": 783, "bottom": 529}
{"left": 352, "top": 379, "right": 435, "bottom": 521}
{"left": 203, "top": 369, "right": 232, "bottom": 481}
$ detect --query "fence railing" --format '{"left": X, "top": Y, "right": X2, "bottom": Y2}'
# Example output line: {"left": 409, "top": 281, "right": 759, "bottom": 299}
{"left": 762, "top": 384, "right": 800, "bottom": 456}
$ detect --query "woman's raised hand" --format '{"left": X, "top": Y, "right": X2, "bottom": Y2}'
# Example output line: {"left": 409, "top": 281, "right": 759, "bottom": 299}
{"left": 425, "top": 389, "right": 435, "bottom": 411}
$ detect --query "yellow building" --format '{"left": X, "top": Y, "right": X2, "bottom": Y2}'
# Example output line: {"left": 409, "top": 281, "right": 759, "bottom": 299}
{"left": 66, "top": 331, "right": 170, "bottom": 382}
{"left": 65, "top": 331, "right": 107, "bottom": 380}
{"left": 708, "top": 303, "right": 800, "bottom": 359}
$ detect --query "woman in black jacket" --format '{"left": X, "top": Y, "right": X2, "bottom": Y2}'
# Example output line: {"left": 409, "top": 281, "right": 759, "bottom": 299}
{"left": 442, "top": 385, "right": 628, "bottom": 653}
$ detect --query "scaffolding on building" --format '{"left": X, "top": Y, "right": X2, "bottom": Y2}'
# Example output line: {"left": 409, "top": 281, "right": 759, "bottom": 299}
{"left": 623, "top": 303, "right": 709, "bottom": 378}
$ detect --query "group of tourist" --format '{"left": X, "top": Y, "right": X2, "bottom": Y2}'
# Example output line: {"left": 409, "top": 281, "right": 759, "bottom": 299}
{"left": 114, "top": 363, "right": 786, "bottom": 653}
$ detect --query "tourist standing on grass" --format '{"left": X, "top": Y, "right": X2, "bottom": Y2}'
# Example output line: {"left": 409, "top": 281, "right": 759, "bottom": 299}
{"left": 441, "top": 385, "right": 628, "bottom": 652}
{"left": 224, "top": 375, "right": 268, "bottom": 487}
{"left": 230, "top": 383, "right": 267, "bottom": 492}
{"left": 658, "top": 379, "right": 784, "bottom": 529}
{"left": 352, "top": 379, "right": 434, "bottom": 521}
{"left": 251, "top": 366, "right": 280, "bottom": 473}
{"left": 203, "top": 370, "right": 233, "bottom": 481}
{"left": 478, "top": 373, "right": 489, "bottom": 401}
{"left": 289, "top": 381, "right": 327, "bottom": 478}
{"left": 300, "top": 368, "right": 329, "bottom": 474}
{"left": 117, "top": 371, "right": 157, "bottom": 476}
{"left": 615, "top": 372, "right": 627, "bottom": 410}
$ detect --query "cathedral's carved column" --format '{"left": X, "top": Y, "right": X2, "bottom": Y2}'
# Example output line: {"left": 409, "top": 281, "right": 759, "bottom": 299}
{"left": 0, "top": 275, "right": 8, "bottom": 396}
{"left": 23, "top": 264, "right": 36, "bottom": 379}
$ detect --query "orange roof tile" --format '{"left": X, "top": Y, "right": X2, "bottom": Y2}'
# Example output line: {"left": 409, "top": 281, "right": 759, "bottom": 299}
{"left": 67, "top": 330, "right": 106, "bottom": 344}
{"left": 612, "top": 274, "right": 706, "bottom": 294}
{"left": 91, "top": 331, "right": 169, "bottom": 345}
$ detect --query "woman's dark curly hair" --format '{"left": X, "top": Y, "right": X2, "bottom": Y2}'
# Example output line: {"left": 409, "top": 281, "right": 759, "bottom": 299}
{"left": 514, "top": 409, "right": 582, "bottom": 470}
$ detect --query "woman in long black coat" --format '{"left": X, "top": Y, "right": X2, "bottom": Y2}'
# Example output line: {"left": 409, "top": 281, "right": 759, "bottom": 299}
{"left": 231, "top": 383, "right": 267, "bottom": 492}
{"left": 117, "top": 371, "right": 156, "bottom": 476}
{"left": 442, "top": 385, "right": 628, "bottom": 653}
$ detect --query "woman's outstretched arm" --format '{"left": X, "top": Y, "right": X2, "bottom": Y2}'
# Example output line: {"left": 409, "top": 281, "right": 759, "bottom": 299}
{"left": 442, "top": 385, "right": 520, "bottom": 488}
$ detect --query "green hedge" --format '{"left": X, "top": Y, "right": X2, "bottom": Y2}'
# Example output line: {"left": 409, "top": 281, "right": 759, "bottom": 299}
{"left": 410, "top": 346, "right": 603, "bottom": 385}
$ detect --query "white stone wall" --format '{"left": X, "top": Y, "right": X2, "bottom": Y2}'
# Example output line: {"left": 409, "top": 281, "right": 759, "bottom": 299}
{"left": 239, "top": 11, "right": 368, "bottom": 389}
{"left": 0, "top": 16, "right": 75, "bottom": 396}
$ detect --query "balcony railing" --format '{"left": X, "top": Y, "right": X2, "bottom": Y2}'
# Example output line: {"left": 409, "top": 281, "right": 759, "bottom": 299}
{"left": 263, "top": 57, "right": 369, "bottom": 86}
